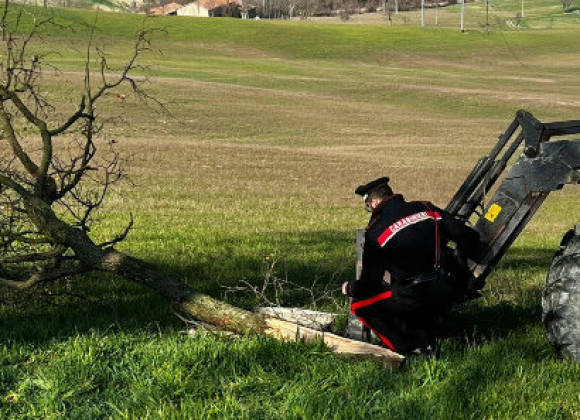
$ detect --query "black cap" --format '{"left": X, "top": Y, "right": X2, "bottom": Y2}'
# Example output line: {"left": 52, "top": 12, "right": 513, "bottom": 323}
{"left": 355, "top": 177, "right": 390, "bottom": 196}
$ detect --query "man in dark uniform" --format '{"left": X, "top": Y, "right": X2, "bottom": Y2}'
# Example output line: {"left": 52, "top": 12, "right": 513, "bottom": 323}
{"left": 342, "top": 177, "right": 482, "bottom": 355}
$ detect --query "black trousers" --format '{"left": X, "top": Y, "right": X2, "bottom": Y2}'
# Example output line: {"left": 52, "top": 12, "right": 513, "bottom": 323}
{"left": 351, "top": 273, "right": 456, "bottom": 355}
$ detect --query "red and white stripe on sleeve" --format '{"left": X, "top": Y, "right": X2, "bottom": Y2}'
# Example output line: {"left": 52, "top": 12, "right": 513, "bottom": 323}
{"left": 377, "top": 211, "right": 441, "bottom": 247}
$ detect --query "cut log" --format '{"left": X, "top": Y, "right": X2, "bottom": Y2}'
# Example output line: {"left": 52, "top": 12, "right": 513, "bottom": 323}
{"left": 264, "top": 317, "right": 405, "bottom": 369}
{"left": 256, "top": 307, "right": 336, "bottom": 331}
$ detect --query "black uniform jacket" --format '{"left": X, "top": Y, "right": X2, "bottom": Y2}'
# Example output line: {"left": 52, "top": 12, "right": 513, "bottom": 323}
{"left": 348, "top": 194, "right": 480, "bottom": 300}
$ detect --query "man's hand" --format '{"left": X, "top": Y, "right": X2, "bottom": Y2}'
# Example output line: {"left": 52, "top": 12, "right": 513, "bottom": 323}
{"left": 342, "top": 281, "right": 349, "bottom": 295}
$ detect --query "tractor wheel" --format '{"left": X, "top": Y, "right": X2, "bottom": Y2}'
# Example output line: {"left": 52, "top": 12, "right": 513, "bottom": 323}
{"left": 542, "top": 223, "right": 580, "bottom": 360}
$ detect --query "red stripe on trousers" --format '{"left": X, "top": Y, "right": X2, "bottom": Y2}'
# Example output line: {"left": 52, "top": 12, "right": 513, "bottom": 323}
{"left": 356, "top": 315, "right": 396, "bottom": 352}
{"left": 350, "top": 290, "right": 393, "bottom": 312}
{"left": 350, "top": 290, "right": 396, "bottom": 351}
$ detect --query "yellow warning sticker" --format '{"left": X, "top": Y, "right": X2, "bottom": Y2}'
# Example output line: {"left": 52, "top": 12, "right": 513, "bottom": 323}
{"left": 485, "top": 204, "right": 502, "bottom": 223}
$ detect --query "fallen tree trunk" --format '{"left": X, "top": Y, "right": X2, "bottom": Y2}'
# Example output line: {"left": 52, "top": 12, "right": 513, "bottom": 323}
{"left": 256, "top": 307, "right": 337, "bottom": 330}
{"left": 23, "top": 199, "right": 405, "bottom": 368}
{"left": 179, "top": 292, "right": 403, "bottom": 368}
{"left": 103, "top": 250, "right": 405, "bottom": 368}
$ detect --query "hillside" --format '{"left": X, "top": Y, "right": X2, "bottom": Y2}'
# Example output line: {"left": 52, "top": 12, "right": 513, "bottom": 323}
{"left": 13, "top": 0, "right": 580, "bottom": 29}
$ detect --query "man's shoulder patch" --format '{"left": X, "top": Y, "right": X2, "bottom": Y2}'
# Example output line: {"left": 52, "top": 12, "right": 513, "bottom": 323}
{"left": 376, "top": 211, "right": 441, "bottom": 247}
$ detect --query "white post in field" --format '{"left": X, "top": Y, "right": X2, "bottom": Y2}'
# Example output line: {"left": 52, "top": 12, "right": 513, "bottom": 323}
{"left": 461, "top": 0, "right": 465, "bottom": 32}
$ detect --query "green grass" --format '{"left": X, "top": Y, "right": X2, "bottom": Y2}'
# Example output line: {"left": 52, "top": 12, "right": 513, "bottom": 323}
{"left": 1, "top": 4, "right": 580, "bottom": 419}
{"left": 6, "top": 5, "right": 580, "bottom": 60}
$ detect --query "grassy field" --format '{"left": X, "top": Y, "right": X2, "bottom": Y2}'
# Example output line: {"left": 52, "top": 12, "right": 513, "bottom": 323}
{"left": 1, "top": 4, "right": 580, "bottom": 419}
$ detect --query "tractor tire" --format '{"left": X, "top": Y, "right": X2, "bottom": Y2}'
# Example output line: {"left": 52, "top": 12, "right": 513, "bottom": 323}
{"left": 542, "top": 223, "right": 580, "bottom": 360}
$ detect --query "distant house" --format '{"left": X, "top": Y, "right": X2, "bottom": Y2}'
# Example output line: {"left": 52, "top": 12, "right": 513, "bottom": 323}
{"left": 176, "top": 0, "right": 247, "bottom": 17}
{"left": 150, "top": 2, "right": 183, "bottom": 15}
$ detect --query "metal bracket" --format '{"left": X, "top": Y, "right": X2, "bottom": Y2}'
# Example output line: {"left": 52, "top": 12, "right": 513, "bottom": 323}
{"left": 517, "top": 109, "right": 544, "bottom": 157}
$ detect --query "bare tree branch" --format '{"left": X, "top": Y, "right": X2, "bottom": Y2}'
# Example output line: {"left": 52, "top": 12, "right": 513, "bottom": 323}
{"left": 98, "top": 215, "right": 134, "bottom": 248}
{"left": 0, "top": 172, "right": 29, "bottom": 196}
{"left": 48, "top": 96, "right": 90, "bottom": 136}
{"left": 0, "top": 264, "right": 88, "bottom": 291}
{"left": 1, "top": 89, "right": 48, "bottom": 130}
{"left": 0, "top": 101, "right": 39, "bottom": 176}
{"left": 0, "top": 244, "right": 67, "bottom": 264}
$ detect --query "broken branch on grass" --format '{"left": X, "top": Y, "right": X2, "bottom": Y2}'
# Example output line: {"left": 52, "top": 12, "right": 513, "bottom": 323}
{"left": 0, "top": 264, "right": 88, "bottom": 291}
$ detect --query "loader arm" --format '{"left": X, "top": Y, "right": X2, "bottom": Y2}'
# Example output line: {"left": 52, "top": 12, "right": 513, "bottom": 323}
{"left": 446, "top": 110, "right": 580, "bottom": 287}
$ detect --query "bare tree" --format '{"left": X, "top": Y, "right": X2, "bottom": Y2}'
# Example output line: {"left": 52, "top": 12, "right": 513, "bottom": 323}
{"left": 0, "top": 2, "right": 260, "bottom": 330}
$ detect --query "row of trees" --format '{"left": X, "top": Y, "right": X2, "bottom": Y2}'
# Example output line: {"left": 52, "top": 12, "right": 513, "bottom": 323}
{"left": 242, "top": 0, "right": 453, "bottom": 19}
{"left": 35, "top": 0, "right": 414, "bottom": 17}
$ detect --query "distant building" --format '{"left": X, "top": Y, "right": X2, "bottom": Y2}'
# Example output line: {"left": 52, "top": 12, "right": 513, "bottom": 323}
{"left": 176, "top": 0, "right": 248, "bottom": 17}
{"left": 150, "top": 2, "right": 183, "bottom": 15}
